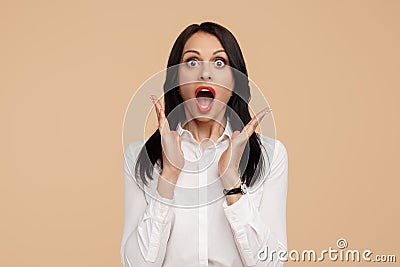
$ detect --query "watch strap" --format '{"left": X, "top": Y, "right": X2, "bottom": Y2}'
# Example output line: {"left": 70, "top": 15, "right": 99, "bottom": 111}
{"left": 223, "top": 183, "right": 248, "bottom": 195}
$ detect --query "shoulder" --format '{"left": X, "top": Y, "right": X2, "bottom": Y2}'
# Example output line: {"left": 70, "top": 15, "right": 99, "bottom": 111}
{"left": 258, "top": 135, "right": 288, "bottom": 164}
{"left": 122, "top": 140, "right": 149, "bottom": 185}
{"left": 124, "top": 139, "right": 147, "bottom": 159}
{"left": 123, "top": 140, "right": 148, "bottom": 176}
{"left": 257, "top": 134, "right": 288, "bottom": 183}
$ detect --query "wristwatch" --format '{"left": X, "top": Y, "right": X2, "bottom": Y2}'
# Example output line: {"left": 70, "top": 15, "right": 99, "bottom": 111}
{"left": 223, "top": 182, "right": 248, "bottom": 195}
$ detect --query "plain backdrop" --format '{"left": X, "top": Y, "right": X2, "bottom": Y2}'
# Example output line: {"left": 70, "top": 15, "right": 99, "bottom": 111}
{"left": 1, "top": 0, "right": 399, "bottom": 266}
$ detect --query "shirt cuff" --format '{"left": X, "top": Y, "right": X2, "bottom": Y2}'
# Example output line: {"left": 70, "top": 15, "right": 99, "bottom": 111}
{"left": 137, "top": 191, "right": 174, "bottom": 262}
{"left": 155, "top": 189, "right": 174, "bottom": 203}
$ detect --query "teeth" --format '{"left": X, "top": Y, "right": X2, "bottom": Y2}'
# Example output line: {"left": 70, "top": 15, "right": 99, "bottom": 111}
{"left": 200, "top": 105, "right": 209, "bottom": 108}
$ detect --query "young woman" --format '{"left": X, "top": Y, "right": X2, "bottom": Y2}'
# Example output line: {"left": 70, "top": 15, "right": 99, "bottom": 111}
{"left": 121, "top": 22, "right": 288, "bottom": 267}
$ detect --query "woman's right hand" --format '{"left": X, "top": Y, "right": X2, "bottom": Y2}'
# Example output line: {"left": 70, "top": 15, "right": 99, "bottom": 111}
{"left": 150, "top": 95, "right": 184, "bottom": 185}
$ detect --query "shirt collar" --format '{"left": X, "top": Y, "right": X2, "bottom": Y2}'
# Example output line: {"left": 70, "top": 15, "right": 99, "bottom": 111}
{"left": 176, "top": 116, "right": 233, "bottom": 142}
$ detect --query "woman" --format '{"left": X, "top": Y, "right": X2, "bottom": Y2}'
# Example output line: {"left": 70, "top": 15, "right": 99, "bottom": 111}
{"left": 121, "top": 22, "right": 288, "bottom": 267}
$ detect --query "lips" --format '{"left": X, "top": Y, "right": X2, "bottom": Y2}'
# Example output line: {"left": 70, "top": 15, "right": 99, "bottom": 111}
{"left": 195, "top": 86, "right": 215, "bottom": 113}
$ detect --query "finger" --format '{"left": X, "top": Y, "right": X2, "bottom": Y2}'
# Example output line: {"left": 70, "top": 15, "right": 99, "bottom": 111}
{"left": 150, "top": 95, "right": 170, "bottom": 133}
{"left": 242, "top": 107, "right": 272, "bottom": 138}
{"left": 231, "top": 130, "right": 241, "bottom": 140}
{"left": 243, "top": 107, "right": 272, "bottom": 136}
{"left": 159, "top": 105, "right": 171, "bottom": 132}
{"left": 150, "top": 95, "right": 161, "bottom": 121}
{"left": 149, "top": 95, "right": 160, "bottom": 125}
{"left": 177, "top": 134, "right": 183, "bottom": 155}
{"left": 173, "top": 131, "right": 184, "bottom": 156}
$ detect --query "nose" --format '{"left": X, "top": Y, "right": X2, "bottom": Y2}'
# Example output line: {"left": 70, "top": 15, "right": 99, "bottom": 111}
{"left": 199, "top": 62, "right": 212, "bottom": 81}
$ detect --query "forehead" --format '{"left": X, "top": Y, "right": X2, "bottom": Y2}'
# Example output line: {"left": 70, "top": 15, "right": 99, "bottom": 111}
{"left": 183, "top": 32, "right": 224, "bottom": 52}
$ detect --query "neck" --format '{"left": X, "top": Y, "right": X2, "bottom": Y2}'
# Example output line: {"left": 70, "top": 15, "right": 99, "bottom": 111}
{"left": 182, "top": 116, "right": 227, "bottom": 144}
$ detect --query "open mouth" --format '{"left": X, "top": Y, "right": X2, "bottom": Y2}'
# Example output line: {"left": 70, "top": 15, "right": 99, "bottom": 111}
{"left": 195, "top": 86, "right": 215, "bottom": 112}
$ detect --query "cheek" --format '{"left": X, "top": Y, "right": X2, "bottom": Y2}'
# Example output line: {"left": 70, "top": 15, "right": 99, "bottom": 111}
{"left": 216, "top": 87, "right": 233, "bottom": 103}
{"left": 213, "top": 71, "right": 234, "bottom": 92}
{"left": 179, "top": 84, "right": 193, "bottom": 100}
{"left": 178, "top": 67, "right": 199, "bottom": 85}
{"left": 216, "top": 74, "right": 234, "bottom": 101}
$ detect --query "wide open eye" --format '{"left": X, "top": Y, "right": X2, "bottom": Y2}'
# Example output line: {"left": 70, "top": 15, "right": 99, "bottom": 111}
{"left": 214, "top": 58, "right": 226, "bottom": 68}
{"left": 186, "top": 58, "right": 200, "bottom": 68}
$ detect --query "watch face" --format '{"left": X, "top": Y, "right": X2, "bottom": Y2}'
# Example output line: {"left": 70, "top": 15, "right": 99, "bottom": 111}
{"left": 241, "top": 184, "right": 248, "bottom": 194}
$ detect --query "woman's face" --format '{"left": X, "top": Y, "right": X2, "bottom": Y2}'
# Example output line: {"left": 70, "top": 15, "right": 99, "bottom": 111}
{"left": 178, "top": 31, "right": 234, "bottom": 123}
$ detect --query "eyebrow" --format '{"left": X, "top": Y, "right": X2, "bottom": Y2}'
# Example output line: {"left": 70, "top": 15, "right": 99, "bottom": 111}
{"left": 182, "top": 49, "right": 226, "bottom": 56}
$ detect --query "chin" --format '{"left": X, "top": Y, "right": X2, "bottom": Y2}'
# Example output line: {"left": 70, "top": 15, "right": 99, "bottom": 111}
{"left": 194, "top": 117, "right": 213, "bottom": 122}
{"left": 183, "top": 103, "right": 226, "bottom": 123}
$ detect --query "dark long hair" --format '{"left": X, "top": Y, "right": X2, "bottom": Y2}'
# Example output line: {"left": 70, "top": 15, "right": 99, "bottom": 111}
{"left": 135, "top": 22, "right": 269, "bottom": 188}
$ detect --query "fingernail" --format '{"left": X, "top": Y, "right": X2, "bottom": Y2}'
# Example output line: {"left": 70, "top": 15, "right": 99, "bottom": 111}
{"left": 149, "top": 95, "right": 155, "bottom": 103}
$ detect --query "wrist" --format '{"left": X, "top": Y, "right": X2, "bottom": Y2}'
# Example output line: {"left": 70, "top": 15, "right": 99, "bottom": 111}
{"left": 224, "top": 182, "right": 247, "bottom": 206}
{"left": 157, "top": 171, "right": 178, "bottom": 200}
{"left": 161, "top": 167, "right": 181, "bottom": 183}
{"left": 221, "top": 169, "right": 240, "bottom": 189}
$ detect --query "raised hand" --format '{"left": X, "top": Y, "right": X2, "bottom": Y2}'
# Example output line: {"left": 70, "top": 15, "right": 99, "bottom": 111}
{"left": 218, "top": 107, "right": 272, "bottom": 190}
{"left": 150, "top": 95, "right": 184, "bottom": 184}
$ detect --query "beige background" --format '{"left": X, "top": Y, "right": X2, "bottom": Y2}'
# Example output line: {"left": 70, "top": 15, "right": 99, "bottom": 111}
{"left": 1, "top": 0, "right": 399, "bottom": 266}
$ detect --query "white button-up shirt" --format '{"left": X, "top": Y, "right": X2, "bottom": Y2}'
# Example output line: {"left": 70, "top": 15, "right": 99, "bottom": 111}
{"left": 120, "top": 118, "right": 288, "bottom": 266}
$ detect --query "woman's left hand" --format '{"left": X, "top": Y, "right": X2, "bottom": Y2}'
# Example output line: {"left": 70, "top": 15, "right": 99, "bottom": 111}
{"left": 218, "top": 107, "right": 272, "bottom": 189}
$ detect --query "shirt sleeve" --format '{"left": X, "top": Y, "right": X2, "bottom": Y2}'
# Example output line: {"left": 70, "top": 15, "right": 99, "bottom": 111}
{"left": 222, "top": 139, "right": 288, "bottom": 267}
{"left": 120, "top": 141, "right": 175, "bottom": 267}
